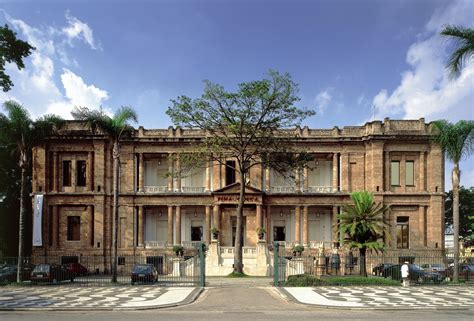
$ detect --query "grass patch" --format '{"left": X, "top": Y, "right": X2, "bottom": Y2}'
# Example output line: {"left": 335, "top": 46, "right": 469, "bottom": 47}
{"left": 226, "top": 272, "right": 250, "bottom": 278}
{"left": 285, "top": 274, "right": 400, "bottom": 286}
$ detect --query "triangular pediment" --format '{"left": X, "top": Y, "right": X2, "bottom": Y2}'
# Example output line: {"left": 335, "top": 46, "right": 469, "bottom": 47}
{"left": 213, "top": 182, "right": 263, "bottom": 194}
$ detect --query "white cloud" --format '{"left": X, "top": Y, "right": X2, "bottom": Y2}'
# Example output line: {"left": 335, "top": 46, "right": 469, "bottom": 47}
{"left": 372, "top": 0, "right": 474, "bottom": 122}
{"left": 62, "top": 11, "right": 101, "bottom": 50}
{"left": 314, "top": 90, "right": 332, "bottom": 115}
{"left": 0, "top": 11, "right": 108, "bottom": 119}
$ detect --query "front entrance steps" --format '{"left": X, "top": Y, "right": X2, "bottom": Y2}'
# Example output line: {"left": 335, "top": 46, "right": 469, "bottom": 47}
{"left": 206, "top": 276, "right": 273, "bottom": 288}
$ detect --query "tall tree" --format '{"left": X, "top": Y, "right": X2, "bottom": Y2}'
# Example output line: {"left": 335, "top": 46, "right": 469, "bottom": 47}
{"left": 440, "top": 25, "right": 474, "bottom": 78}
{"left": 0, "top": 101, "right": 63, "bottom": 282}
{"left": 0, "top": 24, "right": 35, "bottom": 92}
{"left": 445, "top": 186, "right": 474, "bottom": 241}
{"left": 72, "top": 106, "right": 137, "bottom": 282}
{"left": 167, "top": 70, "right": 315, "bottom": 274}
{"left": 433, "top": 120, "right": 474, "bottom": 282}
{"left": 338, "top": 191, "right": 390, "bottom": 277}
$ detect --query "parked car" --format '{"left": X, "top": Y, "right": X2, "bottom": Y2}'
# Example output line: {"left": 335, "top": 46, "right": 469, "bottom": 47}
{"left": 420, "top": 263, "right": 446, "bottom": 276}
{"left": 383, "top": 264, "right": 444, "bottom": 283}
{"left": 131, "top": 264, "right": 158, "bottom": 285}
{"left": 372, "top": 263, "right": 395, "bottom": 276}
{"left": 446, "top": 264, "right": 474, "bottom": 281}
{"left": 31, "top": 264, "right": 74, "bottom": 283}
{"left": 63, "top": 262, "right": 88, "bottom": 276}
{"left": 0, "top": 264, "right": 34, "bottom": 283}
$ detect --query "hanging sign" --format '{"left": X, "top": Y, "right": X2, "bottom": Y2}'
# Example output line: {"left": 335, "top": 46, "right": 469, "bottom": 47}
{"left": 32, "top": 194, "right": 44, "bottom": 246}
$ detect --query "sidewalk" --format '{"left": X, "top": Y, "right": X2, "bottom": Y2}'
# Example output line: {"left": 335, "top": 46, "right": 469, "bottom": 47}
{"left": 280, "top": 286, "right": 474, "bottom": 310}
{"left": 0, "top": 286, "right": 202, "bottom": 311}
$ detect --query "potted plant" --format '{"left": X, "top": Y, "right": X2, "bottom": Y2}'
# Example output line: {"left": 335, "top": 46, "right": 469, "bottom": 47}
{"left": 292, "top": 244, "right": 305, "bottom": 257}
{"left": 211, "top": 227, "right": 220, "bottom": 240}
{"left": 173, "top": 245, "right": 184, "bottom": 257}
{"left": 256, "top": 227, "right": 266, "bottom": 240}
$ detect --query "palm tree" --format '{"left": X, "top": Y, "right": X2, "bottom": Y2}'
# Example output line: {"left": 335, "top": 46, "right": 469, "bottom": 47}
{"left": 338, "top": 191, "right": 390, "bottom": 277}
{"left": 72, "top": 106, "right": 137, "bottom": 282}
{"left": 0, "top": 100, "right": 63, "bottom": 282}
{"left": 440, "top": 25, "right": 474, "bottom": 78}
{"left": 433, "top": 120, "right": 474, "bottom": 282}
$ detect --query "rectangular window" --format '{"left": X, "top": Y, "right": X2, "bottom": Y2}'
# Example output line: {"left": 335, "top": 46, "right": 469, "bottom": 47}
{"left": 225, "top": 160, "right": 236, "bottom": 185}
{"left": 390, "top": 161, "right": 400, "bottom": 186}
{"left": 62, "top": 160, "right": 72, "bottom": 187}
{"left": 67, "top": 216, "right": 80, "bottom": 241}
{"left": 405, "top": 161, "right": 414, "bottom": 186}
{"left": 396, "top": 216, "right": 409, "bottom": 249}
{"left": 76, "top": 160, "right": 87, "bottom": 187}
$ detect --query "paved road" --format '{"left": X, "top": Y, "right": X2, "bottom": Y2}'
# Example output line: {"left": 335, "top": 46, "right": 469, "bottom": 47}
{"left": 1, "top": 287, "right": 474, "bottom": 321}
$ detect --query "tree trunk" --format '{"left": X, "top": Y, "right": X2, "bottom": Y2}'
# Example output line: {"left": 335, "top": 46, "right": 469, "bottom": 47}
{"left": 16, "top": 159, "right": 27, "bottom": 283}
{"left": 233, "top": 170, "right": 245, "bottom": 274}
{"left": 452, "top": 163, "right": 460, "bottom": 282}
{"left": 359, "top": 247, "right": 367, "bottom": 277}
{"left": 111, "top": 140, "right": 120, "bottom": 283}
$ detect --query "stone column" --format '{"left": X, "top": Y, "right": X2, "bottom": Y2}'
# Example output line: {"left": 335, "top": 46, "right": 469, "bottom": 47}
{"left": 168, "top": 205, "right": 174, "bottom": 246}
{"left": 295, "top": 168, "right": 301, "bottom": 192}
{"left": 332, "top": 206, "right": 339, "bottom": 245}
{"left": 265, "top": 167, "right": 270, "bottom": 191}
{"left": 176, "top": 156, "right": 181, "bottom": 192}
{"left": 168, "top": 154, "right": 174, "bottom": 192}
{"left": 138, "top": 206, "right": 144, "bottom": 247}
{"left": 295, "top": 206, "right": 301, "bottom": 244}
{"left": 419, "top": 205, "right": 426, "bottom": 247}
{"left": 340, "top": 153, "right": 349, "bottom": 192}
{"left": 175, "top": 206, "right": 181, "bottom": 245}
{"left": 213, "top": 205, "right": 220, "bottom": 242}
{"left": 52, "top": 205, "right": 58, "bottom": 248}
{"left": 53, "top": 152, "right": 58, "bottom": 192}
{"left": 303, "top": 206, "right": 309, "bottom": 246}
{"left": 205, "top": 205, "right": 211, "bottom": 244}
{"left": 205, "top": 159, "right": 211, "bottom": 192}
{"left": 256, "top": 204, "right": 262, "bottom": 229}
{"left": 303, "top": 166, "right": 309, "bottom": 192}
{"left": 88, "top": 205, "right": 94, "bottom": 247}
{"left": 139, "top": 153, "right": 144, "bottom": 192}
{"left": 384, "top": 151, "right": 390, "bottom": 191}
{"left": 87, "top": 152, "right": 93, "bottom": 191}
{"left": 332, "top": 153, "right": 338, "bottom": 192}
{"left": 266, "top": 205, "right": 271, "bottom": 243}
{"left": 420, "top": 151, "right": 426, "bottom": 192}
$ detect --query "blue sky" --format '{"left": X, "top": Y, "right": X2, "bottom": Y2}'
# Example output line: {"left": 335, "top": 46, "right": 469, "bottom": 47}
{"left": 0, "top": 0, "right": 473, "bottom": 188}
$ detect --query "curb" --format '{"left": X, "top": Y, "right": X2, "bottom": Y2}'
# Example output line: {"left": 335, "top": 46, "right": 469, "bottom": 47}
{"left": 277, "top": 287, "right": 474, "bottom": 311}
{"left": 0, "top": 287, "right": 204, "bottom": 312}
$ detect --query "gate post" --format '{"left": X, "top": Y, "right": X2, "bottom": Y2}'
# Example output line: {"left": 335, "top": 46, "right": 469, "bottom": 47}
{"left": 199, "top": 242, "right": 206, "bottom": 287}
{"left": 274, "top": 241, "right": 279, "bottom": 286}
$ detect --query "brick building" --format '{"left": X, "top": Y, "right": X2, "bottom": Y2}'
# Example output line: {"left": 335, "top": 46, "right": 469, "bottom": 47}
{"left": 31, "top": 118, "right": 445, "bottom": 262}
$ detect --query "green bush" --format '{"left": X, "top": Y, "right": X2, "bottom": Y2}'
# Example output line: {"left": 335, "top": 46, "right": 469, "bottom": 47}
{"left": 226, "top": 272, "right": 249, "bottom": 278}
{"left": 284, "top": 274, "right": 400, "bottom": 286}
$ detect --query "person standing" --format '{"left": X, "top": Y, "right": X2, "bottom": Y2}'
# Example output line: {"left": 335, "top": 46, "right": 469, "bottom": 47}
{"left": 401, "top": 261, "right": 410, "bottom": 287}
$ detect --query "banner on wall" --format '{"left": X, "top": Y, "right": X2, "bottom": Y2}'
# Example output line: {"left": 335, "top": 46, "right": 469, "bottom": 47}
{"left": 32, "top": 194, "right": 44, "bottom": 247}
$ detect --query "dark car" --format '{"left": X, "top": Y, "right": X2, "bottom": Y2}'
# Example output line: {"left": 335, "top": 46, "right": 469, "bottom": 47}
{"left": 63, "top": 262, "right": 88, "bottom": 276}
{"left": 131, "top": 264, "right": 158, "bottom": 285}
{"left": 0, "top": 264, "right": 34, "bottom": 283}
{"left": 420, "top": 263, "right": 446, "bottom": 276}
{"left": 372, "top": 263, "right": 395, "bottom": 276}
{"left": 446, "top": 264, "right": 474, "bottom": 281}
{"left": 31, "top": 264, "right": 74, "bottom": 283}
{"left": 383, "top": 264, "right": 443, "bottom": 284}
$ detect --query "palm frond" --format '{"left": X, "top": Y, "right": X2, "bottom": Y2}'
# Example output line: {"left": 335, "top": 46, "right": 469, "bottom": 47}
{"left": 440, "top": 25, "right": 474, "bottom": 78}
{"left": 433, "top": 120, "right": 474, "bottom": 163}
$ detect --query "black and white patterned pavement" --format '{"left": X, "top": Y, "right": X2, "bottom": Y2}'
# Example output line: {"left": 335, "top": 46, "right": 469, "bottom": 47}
{"left": 0, "top": 286, "right": 197, "bottom": 310}
{"left": 283, "top": 286, "right": 474, "bottom": 309}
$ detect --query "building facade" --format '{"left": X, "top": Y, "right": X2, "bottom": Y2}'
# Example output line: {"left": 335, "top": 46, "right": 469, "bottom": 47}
{"left": 31, "top": 118, "right": 445, "bottom": 261}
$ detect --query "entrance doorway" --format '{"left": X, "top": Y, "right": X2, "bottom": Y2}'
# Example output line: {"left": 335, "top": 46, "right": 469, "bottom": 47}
{"left": 231, "top": 217, "right": 246, "bottom": 246}
{"left": 273, "top": 226, "right": 286, "bottom": 242}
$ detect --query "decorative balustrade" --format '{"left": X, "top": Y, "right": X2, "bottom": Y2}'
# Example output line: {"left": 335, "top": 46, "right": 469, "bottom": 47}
{"left": 307, "top": 186, "right": 336, "bottom": 193}
{"left": 144, "top": 185, "right": 168, "bottom": 193}
{"left": 275, "top": 241, "right": 296, "bottom": 249}
{"left": 270, "top": 186, "right": 296, "bottom": 193}
{"left": 144, "top": 240, "right": 168, "bottom": 248}
{"left": 220, "top": 247, "right": 234, "bottom": 255}
{"left": 308, "top": 241, "right": 336, "bottom": 249}
{"left": 181, "top": 186, "right": 206, "bottom": 193}
{"left": 181, "top": 241, "right": 203, "bottom": 248}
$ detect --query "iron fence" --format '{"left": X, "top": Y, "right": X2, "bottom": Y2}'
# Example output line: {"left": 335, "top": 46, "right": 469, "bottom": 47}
{"left": 0, "top": 243, "right": 206, "bottom": 287}
{"left": 273, "top": 242, "right": 474, "bottom": 286}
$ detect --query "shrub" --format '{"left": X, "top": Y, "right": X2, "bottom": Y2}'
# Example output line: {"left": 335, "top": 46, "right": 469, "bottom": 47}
{"left": 284, "top": 274, "right": 400, "bottom": 286}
